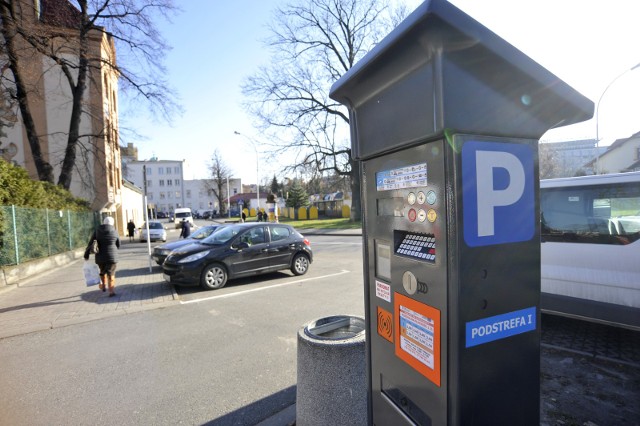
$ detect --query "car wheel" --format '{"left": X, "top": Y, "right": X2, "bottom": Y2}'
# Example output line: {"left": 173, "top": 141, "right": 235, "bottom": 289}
{"left": 291, "top": 254, "right": 310, "bottom": 276}
{"left": 201, "top": 263, "right": 228, "bottom": 290}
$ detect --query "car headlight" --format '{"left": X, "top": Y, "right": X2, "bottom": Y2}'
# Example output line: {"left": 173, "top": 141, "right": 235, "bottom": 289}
{"left": 178, "top": 250, "right": 210, "bottom": 263}
{"left": 155, "top": 249, "right": 171, "bottom": 255}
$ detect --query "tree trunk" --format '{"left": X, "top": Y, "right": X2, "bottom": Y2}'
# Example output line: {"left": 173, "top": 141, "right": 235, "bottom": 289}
{"left": 0, "top": 3, "right": 54, "bottom": 183}
{"left": 57, "top": 31, "right": 90, "bottom": 190}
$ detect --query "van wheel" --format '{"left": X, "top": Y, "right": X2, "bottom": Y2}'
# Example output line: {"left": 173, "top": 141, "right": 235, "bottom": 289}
{"left": 291, "top": 254, "right": 310, "bottom": 276}
{"left": 201, "top": 264, "right": 228, "bottom": 290}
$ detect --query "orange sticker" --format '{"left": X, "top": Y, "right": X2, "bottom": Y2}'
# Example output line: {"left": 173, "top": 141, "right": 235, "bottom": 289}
{"left": 377, "top": 306, "right": 393, "bottom": 343}
{"left": 394, "top": 293, "right": 441, "bottom": 387}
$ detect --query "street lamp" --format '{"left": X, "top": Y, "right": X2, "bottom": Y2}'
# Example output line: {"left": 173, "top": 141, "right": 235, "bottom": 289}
{"left": 233, "top": 131, "right": 260, "bottom": 213}
{"left": 594, "top": 61, "right": 640, "bottom": 174}
{"left": 226, "top": 175, "right": 231, "bottom": 219}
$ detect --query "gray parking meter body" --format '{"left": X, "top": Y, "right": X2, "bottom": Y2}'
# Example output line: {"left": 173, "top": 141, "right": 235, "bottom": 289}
{"left": 329, "top": 1, "right": 593, "bottom": 425}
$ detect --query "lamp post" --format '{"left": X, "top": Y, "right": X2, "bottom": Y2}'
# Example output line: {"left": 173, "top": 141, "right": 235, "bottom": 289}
{"left": 233, "top": 131, "right": 260, "bottom": 213}
{"left": 594, "top": 61, "right": 640, "bottom": 174}
{"left": 227, "top": 176, "right": 231, "bottom": 219}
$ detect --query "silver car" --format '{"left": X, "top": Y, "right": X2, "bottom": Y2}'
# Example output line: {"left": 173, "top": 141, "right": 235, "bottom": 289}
{"left": 140, "top": 221, "right": 167, "bottom": 242}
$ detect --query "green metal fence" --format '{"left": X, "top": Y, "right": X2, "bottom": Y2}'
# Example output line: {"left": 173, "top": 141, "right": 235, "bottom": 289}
{"left": 0, "top": 206, "right": 99, "bottom": 266}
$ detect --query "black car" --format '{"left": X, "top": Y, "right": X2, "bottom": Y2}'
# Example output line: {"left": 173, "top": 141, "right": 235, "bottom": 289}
{"left": 162, "top": 223, "right": 313, "bottom": 290}
{"left": 152, "top": 224, "right": 226, "bottom": 265}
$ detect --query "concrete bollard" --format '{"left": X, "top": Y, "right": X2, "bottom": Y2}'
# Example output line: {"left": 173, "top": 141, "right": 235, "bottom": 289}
{"left": 296, "top": 315, "right": 366, "bottom": 426}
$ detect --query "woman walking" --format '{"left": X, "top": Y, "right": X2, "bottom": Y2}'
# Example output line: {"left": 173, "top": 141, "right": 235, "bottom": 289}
{"left": 84, "top": 216, "right": 120, "bottom": 297}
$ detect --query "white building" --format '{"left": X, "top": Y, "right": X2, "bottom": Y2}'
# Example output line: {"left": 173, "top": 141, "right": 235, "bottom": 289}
{"left": 126, "top": 157, "right": 244, "bottom": 216}
{"left": 126, "top": 159, "right": 187, "bottom": 215}
{"left": 186, "top": 178, "right": 242, "bottom": 216}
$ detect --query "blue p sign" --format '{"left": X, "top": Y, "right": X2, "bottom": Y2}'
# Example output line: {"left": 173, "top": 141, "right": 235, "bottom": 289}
{"left": 462, "top": 141, "right": 535, "bottom": 247}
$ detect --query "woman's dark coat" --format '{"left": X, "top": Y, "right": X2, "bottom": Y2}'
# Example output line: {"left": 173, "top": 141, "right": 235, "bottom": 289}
{"left": 85, "top": 224, "right": 120, "bottom": 264}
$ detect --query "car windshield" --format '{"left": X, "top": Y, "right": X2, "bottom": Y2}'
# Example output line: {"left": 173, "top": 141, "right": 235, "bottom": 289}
{"left": 175, "top": 212, "right": 190, "bottom": 219}
{"left": 190, "top": 226, "right": 220, "bottom": 240}
{"left": 144, "top": 222, "right": 163, "bottom": 229}
{"left": 201, "top": 225, "right": 242, "bottom": 245}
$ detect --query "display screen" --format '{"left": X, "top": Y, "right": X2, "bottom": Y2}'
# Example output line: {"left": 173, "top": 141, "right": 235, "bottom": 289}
{"left": 377, "top": 197, "right": 405, "bottom": 217}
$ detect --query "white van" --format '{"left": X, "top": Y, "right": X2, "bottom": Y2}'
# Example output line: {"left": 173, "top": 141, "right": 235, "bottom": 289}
{"left": 173, "top": 207, "right": 194, "bottom": 228}
{"left": 540, "top": 172, "right": 640, "bottom": 330}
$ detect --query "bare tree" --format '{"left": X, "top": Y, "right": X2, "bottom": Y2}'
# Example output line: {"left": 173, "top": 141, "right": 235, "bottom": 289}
{"left": 205, "top": 149, "right": 233, "bottom": 216}
{"left": 0, "top": 0, "right": 179, "bottom": 189}
{"left": 539, "top": 143, "right": 563, "bottom": 179}
{"left": 242, "top": 0, "right": 409, "bottom": 220}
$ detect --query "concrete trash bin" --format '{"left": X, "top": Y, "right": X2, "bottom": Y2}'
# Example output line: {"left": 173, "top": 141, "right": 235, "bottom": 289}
{"left": 296, "top": 315, "right": 366, "bottom": 426}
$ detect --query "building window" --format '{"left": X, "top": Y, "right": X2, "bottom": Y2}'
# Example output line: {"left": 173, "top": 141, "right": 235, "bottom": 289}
{"left": 166, "top": 167, "right": 172, "bottom": 174}
{"left": 148, "top": 194, "right": 153, "bottom": 200}
{"left": 174, "top": 166, "right": 180, "bottom": 174}
{"left": 147, "top": 180, "right": 152, "bottom": 187}
{"left": 158, "top": 167, "right": 164, "bottom": 175}
{"left": 175, "top": 191, "right": 181, "bottom": 198}
{"left": 146, "top": 167, "right": 152, "bottom": 175}
{"left": 167, "top": 192, "right": 172, "bottom": 199}
{"left": 160, "top": 192, "right": 165, "bottom": 199}
{"left": 186, "top": 190, "right": 191, "bottom": 198}
{"left": 175, "top": 179, "right": 180, "bottom": 185}
{"left": 233, "top": 189, "right": 238, "bottom": 195}
{"left": 167, "top": 180, "right": 173, "bottom": 186}
{"left": 159, "top": 179, "right": 165, "bottom": 186}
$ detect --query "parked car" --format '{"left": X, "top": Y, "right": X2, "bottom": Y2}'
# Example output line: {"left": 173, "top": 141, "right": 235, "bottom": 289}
{"left": 152, "top": 224, "right": 226, "bottom": 265}
{"left": 156, "top": 212, "right": 167, "bottom": 219}
{"left": 140, "top": 221, "right": 167, "bottom": 242}
{"left": 162, "top": 223, "right": 312, "bottom": 290}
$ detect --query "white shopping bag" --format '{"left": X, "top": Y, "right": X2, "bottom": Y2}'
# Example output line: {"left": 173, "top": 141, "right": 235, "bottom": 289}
{"left": 83, "top": 261, "right": 100, "bottom": 286}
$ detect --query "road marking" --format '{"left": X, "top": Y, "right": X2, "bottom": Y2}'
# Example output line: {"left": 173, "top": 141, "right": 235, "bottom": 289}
{"left": 180, "top": 270, "right": 351, "bottom": 305}
{"left": 311, "top": 242, "right": 362, "bottom": 245}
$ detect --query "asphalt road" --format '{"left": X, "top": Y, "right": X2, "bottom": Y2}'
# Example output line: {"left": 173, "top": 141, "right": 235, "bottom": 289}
{"left": 0, "top": 229, "right": 638, "bottom": 425}
{"left": 0, "top": 234, "right": 365, "bottom": 426}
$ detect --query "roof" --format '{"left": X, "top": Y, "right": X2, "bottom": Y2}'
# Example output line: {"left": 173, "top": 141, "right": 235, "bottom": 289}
{"left": 41, "top": 0, "right": 82, "bottom": 29}
{"left": 586, "top": 130, "right": 640, "bottom": 165}
{"left": 226, "top": 193, "right": 259, "bottom": 203}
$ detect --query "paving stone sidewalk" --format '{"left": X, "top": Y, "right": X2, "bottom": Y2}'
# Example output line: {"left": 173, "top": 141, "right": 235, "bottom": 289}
{"left": 0, "top": 241, "right": 178, "bottom": 340}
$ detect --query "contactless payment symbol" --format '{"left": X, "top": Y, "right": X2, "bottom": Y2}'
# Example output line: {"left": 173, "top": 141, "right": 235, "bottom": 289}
{"left": 377, "top": 306, "right": 393, "bottom": 343}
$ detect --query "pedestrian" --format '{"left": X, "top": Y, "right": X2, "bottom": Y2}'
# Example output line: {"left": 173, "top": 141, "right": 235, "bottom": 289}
{"left": 127, "top": 219, "right": 136, "bottom": 242}
{"left": 241, "top": 210, "right": 246, "bottom": 223}
{"left": 84, "top": 216, "right": 120, "bottom": 297}
{"left": 257, "top": 210, "right": 263, "bottom": 222}
{"left": 179, "top": 218, "right": 191, "bottom": 238}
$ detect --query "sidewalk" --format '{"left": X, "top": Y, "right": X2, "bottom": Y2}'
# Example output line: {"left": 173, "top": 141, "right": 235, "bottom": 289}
{"left": 0, "top": 241, "right": 178, "bottom": 340}
{"left": 0, "top": 227, "right": 361, "bottom": 341}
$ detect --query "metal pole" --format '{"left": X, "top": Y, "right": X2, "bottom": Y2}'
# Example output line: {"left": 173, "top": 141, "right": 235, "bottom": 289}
{"left": 67, "top": 210, "right": 72, "bottom": 250}
{"left": 11, "top": 205, "right": 19, "bottom": 265}
{"left": 227, "top": 176, "right": 231, "bottom": 219}
{"left": 594, "top": 61, "right": 640, "bottom": 174}
{"left": 144, "top": 195, "right": 152, "bottom": 272}
{"left": 45, "top": 208, "right": 51, "bottom": 256}
{"left": 233, "top": 131, "right": 260, "bottom": 214}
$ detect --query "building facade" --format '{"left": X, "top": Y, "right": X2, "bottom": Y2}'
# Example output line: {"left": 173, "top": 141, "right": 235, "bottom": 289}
{"left": 592, "top": 132, "right": 640, "bottom": 174}
{"left": 126, "top": 159, "right": 187, "bottom": 216}
{"left": 0, "top": 0, "right": 123, "bottom": 231}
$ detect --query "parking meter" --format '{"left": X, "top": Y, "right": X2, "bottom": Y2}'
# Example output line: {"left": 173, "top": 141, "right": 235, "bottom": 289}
{"left": 329, "top": 1, "right": 593, "bottom": 425}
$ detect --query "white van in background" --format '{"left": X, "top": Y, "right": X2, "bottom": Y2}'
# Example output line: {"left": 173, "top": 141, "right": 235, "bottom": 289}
{"left": 540, "top": 171, "right": 640, "bottom": 330}
{"left": 173, "top": 207, "right": 194, "bottom": 228}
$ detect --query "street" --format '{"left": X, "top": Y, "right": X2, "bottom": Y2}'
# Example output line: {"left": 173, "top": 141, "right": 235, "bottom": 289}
{"left": 0, "top": 233, "right": 365, "bottom": 425}
{"left": 0, "top": 229, "right": 638, "bottom": 425}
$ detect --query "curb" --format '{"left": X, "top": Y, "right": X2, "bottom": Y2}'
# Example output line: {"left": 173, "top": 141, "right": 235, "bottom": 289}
{"left": 255, "top": 404, "right": 296, "bottom": 426}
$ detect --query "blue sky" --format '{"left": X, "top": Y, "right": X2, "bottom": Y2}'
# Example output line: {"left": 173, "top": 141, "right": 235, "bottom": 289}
{"left": 122, "top": 0, "right": 640, "bottom": 183}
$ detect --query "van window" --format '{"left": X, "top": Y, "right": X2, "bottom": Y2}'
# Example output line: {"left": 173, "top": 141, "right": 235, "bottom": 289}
{"left": 541, "top": 182, "right": 640, "bottom": 245}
